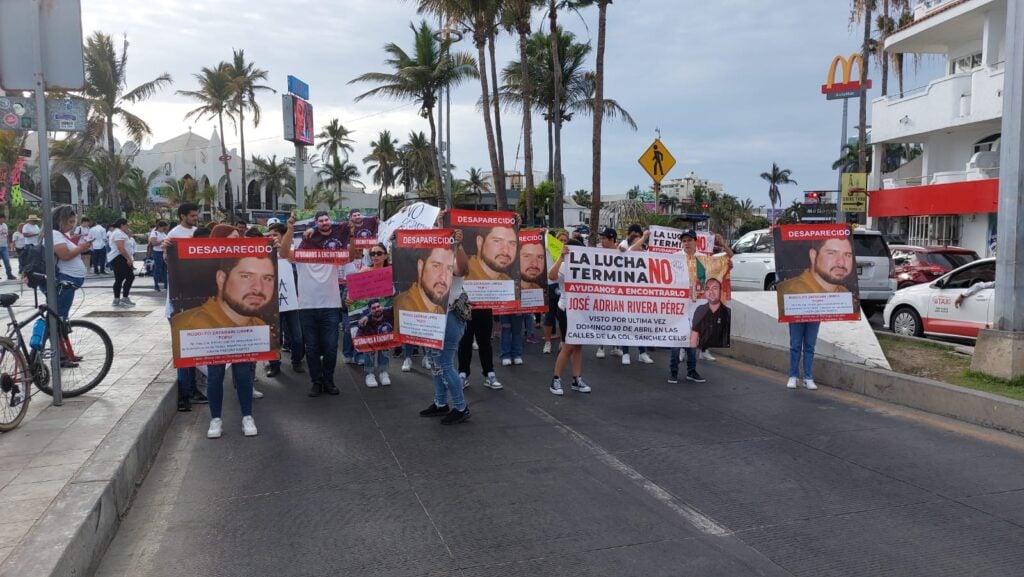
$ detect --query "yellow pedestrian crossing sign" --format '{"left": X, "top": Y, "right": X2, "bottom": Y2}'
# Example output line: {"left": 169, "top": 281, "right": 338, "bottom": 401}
{"left": 840, "top": 172, "right": 868, "bottom": 212}
{"left": 638, "top": 138, "right": 676, "bottom": 183}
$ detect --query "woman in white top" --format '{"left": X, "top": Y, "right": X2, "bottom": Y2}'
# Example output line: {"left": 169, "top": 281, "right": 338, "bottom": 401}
{"left": 107, "top": 218, "right": 136, "bottom": 307}
{"left": 48, "top": 206, "right": 93, "bottom": 320}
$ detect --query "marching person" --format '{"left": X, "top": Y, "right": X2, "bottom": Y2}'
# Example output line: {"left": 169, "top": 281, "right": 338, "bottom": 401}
{"left": 351, "top": 243, "right": 393, "bottom": 387}
{"left": 542, "top": 230, "right": 570, "bottom": 354}
{"left": 620, "top": 225, "right": 654, "bottom": 365}
{"left": 108, "top": 218, "right": 137, "bottom": 307}
{"left": 548, "top": 239, "right": 590, "bottom": 396}
{"left": 787, "top": 321, "right": 820, "bottom": 391}
{"left": 265, "top": 218, "right": 305, "bottom": 377}
{"left": 296, "top": 212, "right": 345, "bottom": 397}
{"left": 163, "top": 203, "right": 208, "bottom": 411}
{"left": 594, "top": 227, "right": 623, "bottom": 360}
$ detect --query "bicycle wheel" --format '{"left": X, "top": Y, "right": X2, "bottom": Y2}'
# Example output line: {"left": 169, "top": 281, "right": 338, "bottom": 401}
{"left": 0, "top": 337, "right": 32, "bottom": 432}
{"left": 36, "top": 320, "right": 114, "bottom": 398}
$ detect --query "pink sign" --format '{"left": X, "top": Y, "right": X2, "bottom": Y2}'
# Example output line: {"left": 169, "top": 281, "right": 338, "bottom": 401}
{"left": 346, "top": 267, "right": 394, "bottom": 301}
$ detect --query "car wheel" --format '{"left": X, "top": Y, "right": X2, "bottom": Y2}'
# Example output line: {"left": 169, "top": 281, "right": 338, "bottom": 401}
{"left": 765, "top": 276, "right": 778, "bottom": 291}
{"left": 891, "top": 306, "right": 923, "bottom": 337}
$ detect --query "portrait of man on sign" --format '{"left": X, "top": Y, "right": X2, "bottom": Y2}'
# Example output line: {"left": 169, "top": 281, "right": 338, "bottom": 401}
{"left": 394, "top": 246, "right": 454, "bottom": 336}
{"left": 467, "top": 225, "right": 518, "bottom": 282}
{"left": 776, "top": 236, "right": 857, "bottom": 296}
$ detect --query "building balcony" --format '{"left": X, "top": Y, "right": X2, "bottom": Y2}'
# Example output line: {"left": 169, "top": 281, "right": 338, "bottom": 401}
{"left": 871, "top": 64, "right": 1004, "bottom": 143}
{"left": 868, "top": 176, "right": 997, "bottom": 217}
{"left": 888, "top": 0, "right": 1002, "bottom": 54}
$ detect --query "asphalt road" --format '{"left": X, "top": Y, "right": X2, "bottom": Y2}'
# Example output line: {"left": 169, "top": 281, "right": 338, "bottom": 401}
{"left": 96, "top": 344, "right": 1024, "bottom": 577}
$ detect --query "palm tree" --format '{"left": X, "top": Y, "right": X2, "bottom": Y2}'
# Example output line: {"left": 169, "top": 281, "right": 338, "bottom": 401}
{"left": 464, "top": 167, "right": 491, "bottom": 208}
{"left": 161, "top": 177, "right": 197, "bottom": 207}
{"left": 363, "top": 130, "right": 400, "bottom": 196}
{"left": 248, "top": 155, "right": 293, "bottom": 212}
{"left": 571, "top": 188, "right": 591, "bottom": 208}
{"left": 84, "top": 152, "right": 133, "bottom": 210}
{"left": 319, "top": 157, "right": 362, "bottom": 208}
{"left": 225, "top": 49, "right": 274, "bottom": 212}
{"left": 833, "top": 141, "right": 872, "bottom": 174}
{"left": 196, "top": 184, "right": 217, "bottom": 216}
{"left": 589, "top": 0, "right": 610, "bottom": 245}
{"left": 49, "top": 135, "right": 95, "bottom": 213}
{"left": 119, "top": 166, "right": 163, "bottom": 214}
{"left": 178, "top": 63, "right": 236, "bottom": 213}
{"left": 850, "top": 0, "right": 875, "bottom": 173}
{"left": 397, "top": 130, "right": 433, "bottom": 193}
{"left": 658, "top": 195, "right": 678, "bottom": 215}
{"left": 350, "top": 21, "right": 478, "bottom": 205}
{"left": 759, "top": 163, "right": 797, "bottom": 212}
{"left": 738, "top": 198, "right": 756, "bottom": 221}
{"left": 316, "top": 119, "right": 356, "bottom": 165}
{"left": 83, "top": 32, "right": 172, "bottom": 200}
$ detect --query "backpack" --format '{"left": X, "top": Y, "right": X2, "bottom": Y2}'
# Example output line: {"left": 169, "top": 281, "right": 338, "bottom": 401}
{"left": 21, "top": 243, "right": 47, "bottom": 288}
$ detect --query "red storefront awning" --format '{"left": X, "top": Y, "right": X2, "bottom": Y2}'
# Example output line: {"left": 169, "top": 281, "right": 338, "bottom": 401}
{"left": 868, "top": 178, "right": 999, "bottom": 217}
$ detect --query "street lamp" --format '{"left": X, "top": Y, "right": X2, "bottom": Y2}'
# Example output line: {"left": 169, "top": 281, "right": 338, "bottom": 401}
{"left": 433, "top": 20, "right": 464, "bottom": 209}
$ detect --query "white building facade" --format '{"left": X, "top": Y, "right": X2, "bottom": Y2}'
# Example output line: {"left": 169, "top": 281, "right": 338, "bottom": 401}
{"left": 868, "top": 0, "right": 1006, "bottom": 256}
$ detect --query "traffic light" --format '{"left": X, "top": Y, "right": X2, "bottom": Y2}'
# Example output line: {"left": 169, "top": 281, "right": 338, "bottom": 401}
{"left": 700, "top": 202, "right": 709, "bottom": 210}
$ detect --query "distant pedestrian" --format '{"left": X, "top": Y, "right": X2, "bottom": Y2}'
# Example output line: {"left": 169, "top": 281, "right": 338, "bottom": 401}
{"left": 547, "top": 239, "right": 590, "bottom": 396}
{"left": 89, "top": 219, "right": 108, "bottom": 274}
{"left": 12, "top": 226, "right": 25, "bottom": 272}
{"left": 0, "top": 214, "right": 15, "bottom": 279}
{"left": 46, "top": 206, "right": 92, "bottom": 322}
{"left": 149, "top": 220, "right": 169, "bottom": 291}
{"left": 108, "top": 219, "right": 137, "bottom": 307}
{"left": 787, "top": 322, "right": 820, "bottom": 390}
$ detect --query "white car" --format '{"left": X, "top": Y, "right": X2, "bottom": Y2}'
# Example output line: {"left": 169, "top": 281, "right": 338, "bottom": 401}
{"left": 883, "top": 257, "right": 995, "bottom": 339}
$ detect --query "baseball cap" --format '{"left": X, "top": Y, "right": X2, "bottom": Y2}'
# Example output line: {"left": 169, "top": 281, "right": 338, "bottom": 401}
{"left": 600, "top": 227, "right": 617, "bottom": 240}
{"left": 266, "top": 217, "right": 281, "bottom": 226}
{"left": 680, "top": 229, "right": 698, "bottom": 240}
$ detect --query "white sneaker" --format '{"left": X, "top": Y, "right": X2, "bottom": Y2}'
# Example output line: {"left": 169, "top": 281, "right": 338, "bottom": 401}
{"left": 252, "top": 388, "right": 264, "bottom": 399}
{"left": 207, "top": 418, "right": 223, "bottom": 439}
{"left": 513, "top": 357, "right": 523, "bottom": 365}
{"left": 241, "top": 415, "right": 258, "bottom": 437}
{"left": 422, "top": 356, "right": 433, "bottom": 370}
{"left": 401, "top": 358, "right": 413, "bottom": 372}
{"left": 611, "top": 347, "right": 623, "bottom": 357}
{"left": 120, "top": 297, "right": 136, "bottom": 307}
{"left": 621, "top": 354, "right": 631, "bottom": 365}
{"left": 571, "top": 377, "right": 592, "bottom": 393}
{"left": 380, "top": 372, "right": 391, "bottom": 386}
{"left": 460, "top": 372, "right": 469, "bottom": 389}
{"left": 804, "top": 378, "right": 818, "bottom": 390}
{"left": 543, "top": 341, "right": 552, "bottom": 354}
{"left": 365, "top": 373, "right": 379, "bottom": 388}
{"left": 699, "top": 350, "right": 716, "bottom": 361}
{"left": 787, "top": 377, "right": 798, "bottom": 389}
{"left": 111, "top": 298, "right": 122, "bottom": 307}
{"left": 501, "top": 358, "right": 512, "bottom": 366}
{"left": 638, "top": 352, "right": 654, "bottom": 364}
{"left": 484, "top": 372, "right": 503, "bottom": 390}
{"left": 472, "top": 340, "right": 479, "bottom": 350}
{"left": 550, "top": 377, "right": 564, "bottom": 396}
{"left": 596, "top": 346, "right": 606, "bottom": 359}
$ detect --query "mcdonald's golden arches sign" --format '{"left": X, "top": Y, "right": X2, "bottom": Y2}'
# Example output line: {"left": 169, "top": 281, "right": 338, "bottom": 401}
{"left": 821, "top": 54, "right": 872, "bottom": 100}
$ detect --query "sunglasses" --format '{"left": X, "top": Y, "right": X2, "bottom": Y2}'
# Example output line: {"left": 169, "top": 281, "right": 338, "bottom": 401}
{"left": 370, "top": 251, "right": 387, "bottom": 256}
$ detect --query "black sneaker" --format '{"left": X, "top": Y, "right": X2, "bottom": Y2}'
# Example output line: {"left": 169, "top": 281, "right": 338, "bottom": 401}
{"left": 292, "top": 364, "right": 306, "bottom": 373}
{"left": 324, "top": 382, "right": 340, "bottom": 395}
{"left": 308, "top": 382, "right": 323, "bottom": 397}
{"left": 419, "top": 403, "right": 450, "bottom": 417}
{"left": 667, "top": 372, "right": 679, "bottom": 384}
{"left": 441, "top": 407, "right": 471, "bottom": 425}
{"left": 177, "top": 392, "right": 192, "bottom": 412}
{"left": 266, "top": 365, "right": 281, "bottom": 378}
{"left": 686, "top": 370, "right": 706, "bottom": 383}
{"left": 191, "top": 389, "right": 209, "bottom": 404}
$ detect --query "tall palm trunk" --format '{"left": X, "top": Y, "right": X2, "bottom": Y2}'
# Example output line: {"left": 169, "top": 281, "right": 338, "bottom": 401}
{"left": 516, "top": 3, "right": 535, "bottom": 226}
{"left": 238, "top": 105, "right": 248, "bottom": 210}
{"left": 218, "top": 113, "right": 233, "bottom": 214}
{"left": 474, "top": 24, "right": 504, "bottom": 210}
{"left": 547, "top": 117, "right": 553, "bottom": 181}
{"left": 488, "top": 31, "right": 507, "bottom": 206}
{"left": 590, "top": 1, "right": 609, "bottom": 244}
{"left": 549, "top": 0, "right": 564, "bottom": 227}
{"left": 426, "top": 105, "right": 444, "bottom": 208}
{"left": 106, "top": 114, "right": 117, "bottom": 208}
{"left": 880, "top": 0, "right": 890, "bottom": 97}
{"left": 858, "top": 3, "right": 872, "bottom": 173}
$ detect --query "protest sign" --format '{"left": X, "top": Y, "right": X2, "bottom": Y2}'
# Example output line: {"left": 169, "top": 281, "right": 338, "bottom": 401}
{"left": 648, "top": 226, "right": 714, "bottom": 255}
{"left": 347, "top": 268, "right": 396, "bottom": 352}
{"left": 495, "top": 229, "right": 548, "bottom": 314}
{"left": 277, "top": 259, "right": 298, "bottom": 313}
{"left": 563, "top": 247, "right": 694, "bottom": 347}
{"left": 773, "top": 224, "right": 860, "bottom": 322}
{"left": 546, "top": 232, "right": 564, "bottom": 263}
{"left": 168, "top": 238, "right": 279, "bottom": 368}
{"left": 448, "top": 209, "right": 520, "bottom": 307}
{"left": 393, "top": 229, "right": 455, "bottom": 349}
{"left": 378, "top": 202, "right": 440, "bottom": 251}
{"left": 293, "top": 212, "right": 350, "bottom": 265}
{"left": 347, "top": 266, "right": 393, "bottom": 301}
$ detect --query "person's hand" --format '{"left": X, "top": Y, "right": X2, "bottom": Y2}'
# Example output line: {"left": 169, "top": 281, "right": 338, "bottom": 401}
{"left": 303, "top": 228, "right": 314, "bottom": 239}
{"left": 955, "top": 294, "right": 966, "bottom": 308}
{"left": 714, "top": 233, "right": 725, "bottom": 246}
{"left": 453, "top": 229, "right": 463, "bottom": 243}
{"left": 358, "top": 316, "right": 367, "bottom": 326}
{"left": 642, "top": 230, "right": 651, "bottom": 242}
{"left": 287, "top": 212, "right": 296, "bottom": 226}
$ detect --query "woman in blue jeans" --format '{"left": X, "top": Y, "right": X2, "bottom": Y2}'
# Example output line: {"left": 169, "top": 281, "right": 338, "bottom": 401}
{"left": 205, "top": 362, "right": 258, "bottom": 438}
{"left": 46, "top": 206, "right": 91, "bottom": 321}
{"left": 787, "top": 321, "right": 820, "bottom": 390}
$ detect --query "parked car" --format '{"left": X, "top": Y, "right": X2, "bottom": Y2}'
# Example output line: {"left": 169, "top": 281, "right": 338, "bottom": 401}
{"left": 883, "top": 257, "right": 994, "bottom": 339}
{"left": 730, "top": 227, "right": 897, "bottom": 316}
{"left": 890, "top": 245, "right": 979, "bottom": 289}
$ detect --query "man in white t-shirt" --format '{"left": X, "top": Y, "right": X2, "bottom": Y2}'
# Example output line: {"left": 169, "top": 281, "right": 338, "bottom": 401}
{"left": 162, "top": 203, "right": 208, "bottom": 412}
{"left": 149, "top": 220, "right": 169, "bottom": 291}
{"left": 88, "top": 221, "right": 108, "bottom": 274}
{"left": 0, "top": 214, "right": 14, "bottom": 279}
{"left": 297, "top": 255, "right": 343, "bottom": 397}
{"left": 21, "top": 215, "right": 41, "bottom": 246}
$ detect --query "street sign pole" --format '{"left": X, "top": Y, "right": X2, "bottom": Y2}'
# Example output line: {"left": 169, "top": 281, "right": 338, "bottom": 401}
{"left": 28, "top": 0, "right": 63, "bottom": 405}
{"left": 836, "top": 98, "right": 849, "bottom": 224}
{"left": 295, "top": 145, "right": 304, "bottom": 210}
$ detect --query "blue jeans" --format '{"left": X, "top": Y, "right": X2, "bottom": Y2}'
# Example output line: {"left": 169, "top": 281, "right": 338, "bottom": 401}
{"left": 152, "top": 250, "right": 166, "bottom": 288}
{"left": 0, "top": 246, "right": 12, "bottom": 277}
{"left": 341, "top": 309, "right": 356, "bottom": 359}
{"left": 40, "top": 273, "right": 83, "bottom": 320}
{"left": 207, "top": 363, "right": 254, "bottom": 419}
{"left": 91, "top": 248, "right": 107, "bottom": 273}
{"left": 428, "top": 311, "right": 467, "bottom": 411}
{"left": 669, "top": 347, "right": 697, "bottom": 375}
{"left": 499, "top": 314, "right": 523, "bottom": 360}
{"left": 522, "top": 313, "right": 536, "bottom": 338}
{"left": 788, "top": 322, "right": 821, "bottom": 379}
{"left": 269, "top": 310, "right": 304, "bottom": 368}
{"left": 301, "top": 308, "right": 340, "bottom": 386}
{"left": 363, "top": 350, "right": 390, "bottom": 374}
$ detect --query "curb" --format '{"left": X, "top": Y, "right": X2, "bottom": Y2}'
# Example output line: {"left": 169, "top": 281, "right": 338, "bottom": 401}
{"left": 0, "top": 365, "right": 178, "bottom": 577}
{"left": 719, "top": 337, "right": 1024, "bottom": 436}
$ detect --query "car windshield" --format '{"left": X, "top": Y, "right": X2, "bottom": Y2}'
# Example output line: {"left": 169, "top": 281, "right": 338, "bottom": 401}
{"left": 920, "top": 252, "right": 978, "bottom": 269}
{"left": 853, "top": 234, "right": 889, "bottom": 257}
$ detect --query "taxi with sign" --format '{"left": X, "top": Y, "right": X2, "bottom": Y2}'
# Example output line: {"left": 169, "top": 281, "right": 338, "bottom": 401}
{"left": 883, "top": 257, "right": 995, "bottom": 339}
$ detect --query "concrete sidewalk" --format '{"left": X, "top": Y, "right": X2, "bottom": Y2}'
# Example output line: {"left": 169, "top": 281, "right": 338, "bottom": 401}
{"left": 0, "top": 278, "right": 174, "bottom": 574}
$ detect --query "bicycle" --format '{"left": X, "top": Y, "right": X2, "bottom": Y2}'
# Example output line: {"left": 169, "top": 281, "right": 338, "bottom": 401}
{"left": 0, "top": 280, "right": 114, "bottom": 431}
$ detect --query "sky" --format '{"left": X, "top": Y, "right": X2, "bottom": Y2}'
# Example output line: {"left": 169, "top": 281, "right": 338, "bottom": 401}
{"left": 79, "top": 0, "right": 945, "bottom": 209}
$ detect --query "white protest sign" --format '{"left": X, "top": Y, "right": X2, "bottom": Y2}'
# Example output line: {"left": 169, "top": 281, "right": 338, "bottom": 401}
{"left": 378, "top": 203, "right": 441, "bottom": 251}
{"left": 648, "top": 226, "right": 714, "bottom": 255}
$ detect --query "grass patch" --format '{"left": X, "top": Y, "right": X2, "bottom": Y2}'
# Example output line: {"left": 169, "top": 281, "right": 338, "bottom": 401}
{"left": 876, "top": 334, "right": 1024, "bottom": 402}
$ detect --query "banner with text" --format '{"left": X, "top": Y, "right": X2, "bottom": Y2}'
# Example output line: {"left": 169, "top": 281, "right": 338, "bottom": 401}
{"left": 773, "top": 224, "right": 860, "bottom": 322}
{"left": 378, "top": 202, "right": 441, "bottom": 251}
{"left": 496, "top": 229, "right": 548, "bottom": 314}
{"left": 648, "top": 226, "right": 714, "bottom": 255}
{"left": 564, "top": 247, "right": 693, "bottom": 347}
{"left": 448, "top": 209, "right": 520, "bottom": 308}
{"left": 168, "top": 238, "right": 279, "bottom": 367}
{"left": 393, "top": 229, "right": 455, "bottom": 349}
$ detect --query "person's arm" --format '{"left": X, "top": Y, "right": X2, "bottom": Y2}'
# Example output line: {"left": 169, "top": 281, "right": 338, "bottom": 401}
{"left": 54, "top": 236, "right": 91, "bottom": 261}
{"left": 549, "top": 246, "right": 568, "bottom": 281}
{"left": 628, "top": 231, "right": 650, "bottom": 252}
{"left": 453, "top": 229, "right": 468, "bottom": 276}
{"left": 714, "top": 233, "right": 733, "bottom": 258}
{"left": 278, "top": 216, "right": 295, "bottom": 260}
{"left": 22, "top": 225, "right": 38, "bottom": 239}
{"left": 955, "top": 281, "right": 995, "bottom": 308}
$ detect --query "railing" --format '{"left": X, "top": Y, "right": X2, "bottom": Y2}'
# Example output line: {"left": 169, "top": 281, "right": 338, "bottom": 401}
{"left": 883, "top": 167, "right": 999, "bottom": 188}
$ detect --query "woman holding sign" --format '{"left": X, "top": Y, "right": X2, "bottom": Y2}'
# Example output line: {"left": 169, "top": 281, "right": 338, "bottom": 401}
{"left": 347, "top": 243, "right": 394, "bottom": 387}
{"left": 546, "top": 239, "right": 591, "bottom": 396}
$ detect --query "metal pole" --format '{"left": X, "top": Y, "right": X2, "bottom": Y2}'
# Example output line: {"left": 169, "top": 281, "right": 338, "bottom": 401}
{"left": 30, "top": 0, "right": 62, "bottom": 404}
{"left": 294, "top": 144, "right": 304, "bottom": 210}
{"left": 445, "top": 81, "right": 453, "bottom": 210}
{"left": 836, "top": 97, "right": 849, "bottom": 224}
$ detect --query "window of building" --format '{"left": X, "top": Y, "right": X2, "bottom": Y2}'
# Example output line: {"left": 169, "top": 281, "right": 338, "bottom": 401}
{"left": 908, "top": 215, "right": 960, "bottom": 247}
{"left": 950, "top": 52, "right": 982, "bottom": 74}
{"left": 974, "top": 133, "right": 1001, "bottom": 154}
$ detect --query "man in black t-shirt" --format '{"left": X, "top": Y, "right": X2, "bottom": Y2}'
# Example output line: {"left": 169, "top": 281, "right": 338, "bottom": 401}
{"left": 689, "top": 278, "right": 731, "bottom": 350}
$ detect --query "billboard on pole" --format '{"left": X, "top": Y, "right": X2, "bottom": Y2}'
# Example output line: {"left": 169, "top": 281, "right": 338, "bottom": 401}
{"left": 0, "top": 0, "right": 85, "bottom": 91}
